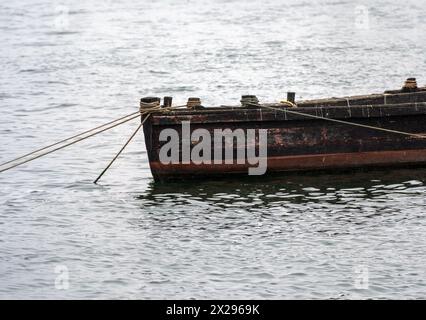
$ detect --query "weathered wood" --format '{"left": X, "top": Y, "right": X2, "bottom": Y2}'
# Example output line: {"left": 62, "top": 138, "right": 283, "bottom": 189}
{"left": 297, "top": 89, "right": 426, "bottom": 108}
{"left": 142, "top": 85, "right": 426, "bottom": 182}
{"left": 287, "top": 92, "right": 296, "bottom": 103}
{"left": 163, "top": 96, "right": 173, "bottom": 108}
{"left": 148, "top": 102, "right": 426, "bottom": 125}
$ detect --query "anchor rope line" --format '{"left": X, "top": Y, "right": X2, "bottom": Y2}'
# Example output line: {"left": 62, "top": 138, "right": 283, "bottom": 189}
{"left": 93, "top": 114, "right": 150, "bottom": 184}
{"left": 0, "top": 111, "right": 141, "bottom": 167}
{"left": 258, "top": 104, "right": 426, "bottom": 139}
{"left": 0, "top": 105, "right": 180, "bottom": 174}
{"left": 0, "top": 114, "right": 140, "bottom": 174}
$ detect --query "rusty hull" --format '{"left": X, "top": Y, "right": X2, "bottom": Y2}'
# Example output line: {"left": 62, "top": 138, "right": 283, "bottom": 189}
{"left": 142, "top": 90, "right": 426, "bottom": 182}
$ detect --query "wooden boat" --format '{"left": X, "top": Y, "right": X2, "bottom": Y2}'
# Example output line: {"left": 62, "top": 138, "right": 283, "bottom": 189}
{"left": 141, "top": 78, "right": 426, "bottom": 182}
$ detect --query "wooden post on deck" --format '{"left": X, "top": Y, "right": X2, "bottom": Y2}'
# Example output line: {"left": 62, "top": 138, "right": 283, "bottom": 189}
{"left": 163, "top": 96, "right": 173, "bottom": 108}
{"left": 287, "top": 92, "right": 296, "bottom": 104}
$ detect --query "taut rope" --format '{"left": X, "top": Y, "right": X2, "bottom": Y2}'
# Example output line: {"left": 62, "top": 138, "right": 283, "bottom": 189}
{"left": 0, "top": 111, "right": 140, "bottom": 168}
{"left": 257, "top": 104, "right": 426, "bottom": 139}
{"left": 0, "top": 104, "right": 180, "bottom": 174}
{"left": 0, "top": 113, "right": 141, "bottom": 174}
{"left": 93, "top": 114, "right": 151, "bottom": 184}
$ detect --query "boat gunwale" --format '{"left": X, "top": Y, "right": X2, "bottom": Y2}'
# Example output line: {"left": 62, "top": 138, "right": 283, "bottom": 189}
{"left": 146, "top": 101, "right": 426, "bottom": 125}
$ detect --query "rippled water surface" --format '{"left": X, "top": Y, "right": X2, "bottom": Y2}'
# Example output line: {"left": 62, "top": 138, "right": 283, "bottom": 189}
{"left": 1, "top": 0, "right": 426, "bottom": 299}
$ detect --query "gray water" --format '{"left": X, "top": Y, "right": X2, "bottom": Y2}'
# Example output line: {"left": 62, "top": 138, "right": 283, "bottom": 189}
{"left": 1, "top": 0, "right": 426, "bottom": 299}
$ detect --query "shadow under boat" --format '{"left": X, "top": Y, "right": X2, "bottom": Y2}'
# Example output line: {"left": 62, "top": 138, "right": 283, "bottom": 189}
{"left": 137, "top": 167, "right": 426, "bottom": 207}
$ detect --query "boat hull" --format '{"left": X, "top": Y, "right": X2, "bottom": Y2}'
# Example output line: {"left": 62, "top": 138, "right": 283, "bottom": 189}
{"left": 142, "top": 92, "right": 426, "bottom": 182}
{"left": 148, "top": 149, "right": 426, "bottom": 179}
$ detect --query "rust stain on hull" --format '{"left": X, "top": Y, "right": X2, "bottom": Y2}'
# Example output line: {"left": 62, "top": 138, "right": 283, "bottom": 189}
{"left": 142, "top": 85, "right": 426, "bottom": 181}
{"left": 149, "top": 149, "right": 426, "bottom": 180}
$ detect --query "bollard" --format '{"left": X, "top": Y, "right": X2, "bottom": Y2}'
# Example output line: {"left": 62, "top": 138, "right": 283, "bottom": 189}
{"left": 287, "top": 92, "right": 296, "bottom": 104}
{"left": 402, "top": 78, "right": 418, "bottom": 92}
{"left": 240, "top": 95, "right": 259, "bottom": 107}
{"left": 163, "top": 96, "right": 173, "bottom": 108}
{"left": 140, "top": 97, "right": 161, "bottom": 112}
{"left": 187, "top": 97, "right": 203, "bottom": 109}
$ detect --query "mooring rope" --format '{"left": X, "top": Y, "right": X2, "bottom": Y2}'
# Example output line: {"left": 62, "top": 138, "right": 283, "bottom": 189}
{"left": 0, "top": 105, "right": 180, "bottom": 174}
{"left": 278, "top": 100, "right": 297, "bottom": 108}
{"left": 0, "top": 114, "right": 141, "bottom": 174}
{"left": 258, "top": 104, "right": 426, "bottom": 139}
{"left": 0, "top": 111, "right": 140, "bottom": 167}
{"left": 140, "top": 100, "right": 161, "bottom": 111}
{"left": 93, "top": 114, "right": 150, "bottom": 184}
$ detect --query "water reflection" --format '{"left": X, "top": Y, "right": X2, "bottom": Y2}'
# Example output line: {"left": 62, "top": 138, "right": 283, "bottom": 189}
{"left": 138, "top": 168, "right": 426, "bottom": 207}
{"left": 134, "top": 168, "right": 426, "bottom": 237}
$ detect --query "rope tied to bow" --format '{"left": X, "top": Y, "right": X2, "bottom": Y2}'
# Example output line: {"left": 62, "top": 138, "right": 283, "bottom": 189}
{"left": 279, "top": 100, "right": 298, "bottom": 108}
{"left": 139, "top": 100, "right": 161, "bottom": 112}
{"left": 0, "top": 102, "right": 182, "bottom": 177}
